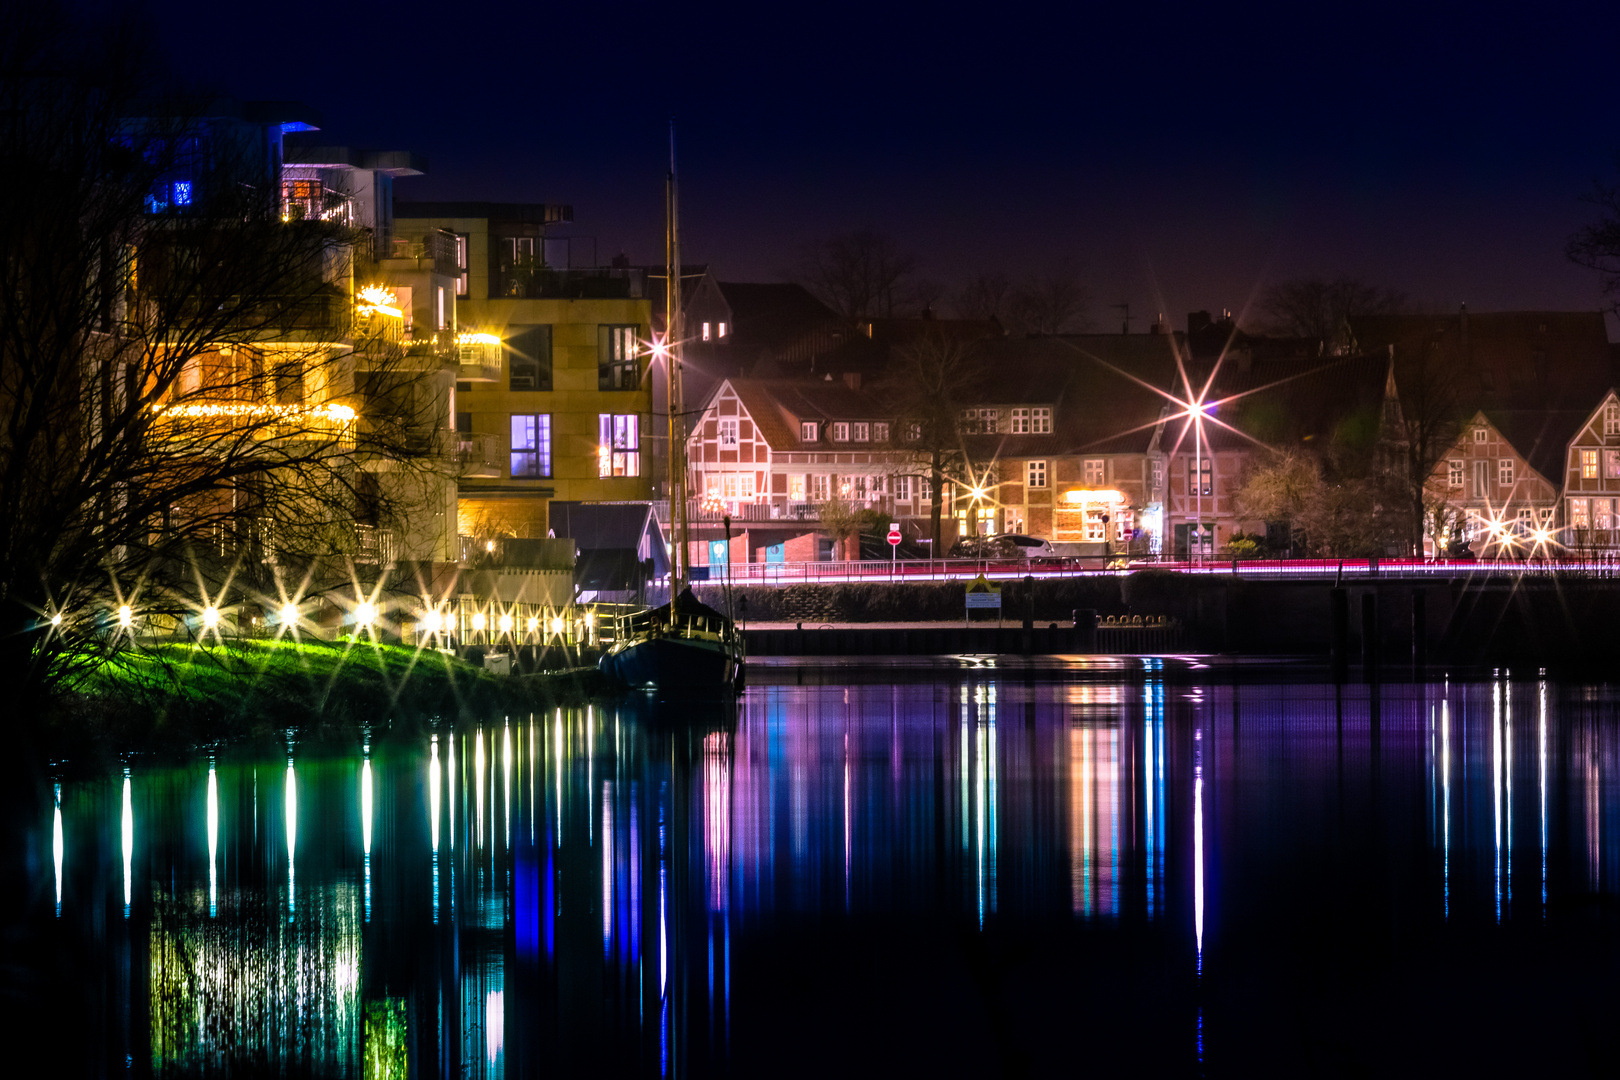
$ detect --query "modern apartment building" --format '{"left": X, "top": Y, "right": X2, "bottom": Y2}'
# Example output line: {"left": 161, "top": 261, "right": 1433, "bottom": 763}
{"left": 394, "top": 203, "right": 655, "bottom": 542}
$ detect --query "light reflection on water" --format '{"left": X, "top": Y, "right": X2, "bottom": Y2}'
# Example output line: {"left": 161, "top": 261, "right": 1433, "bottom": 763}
{"left": 28, "top": 665, "right": 1620, "bottom": 1075}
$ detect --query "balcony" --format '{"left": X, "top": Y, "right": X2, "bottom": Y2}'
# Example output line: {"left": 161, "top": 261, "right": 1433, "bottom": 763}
{"left": 456, "top": 334, "right": 504, "bottom": 382}
{"left": 384, "top": 230, "right": 459, "bottom": 278}
{"left": 455, "top": 432, "right": 504, "bottom": 478}
{"left": 493, "top": 265, "right": 646, "bottom": 301}
{"left": 682, "top": 499, "right": 826, "bottom": 524}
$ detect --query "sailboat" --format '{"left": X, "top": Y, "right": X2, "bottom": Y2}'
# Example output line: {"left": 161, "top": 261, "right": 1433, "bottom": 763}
{"left": 599, "top": 124, "right": 744, "bottom": 692}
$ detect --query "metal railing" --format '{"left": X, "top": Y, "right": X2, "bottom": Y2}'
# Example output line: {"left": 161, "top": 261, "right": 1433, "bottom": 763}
{"left": 697, "top": 554, "right": 1620, "bottom": 585}
{"left": 495, "top": 265, "right": 646, "bottom": 300}
{"left": 354, "top": 523, "right": 394, "bottom": 564}
{"left": 453, "top": 432, "right": 504, "bottom": 477}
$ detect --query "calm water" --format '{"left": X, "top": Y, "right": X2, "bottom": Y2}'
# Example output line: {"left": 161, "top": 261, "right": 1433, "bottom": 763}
{"left": 13, "top": 660, "right": 1620, "bottom": 1077}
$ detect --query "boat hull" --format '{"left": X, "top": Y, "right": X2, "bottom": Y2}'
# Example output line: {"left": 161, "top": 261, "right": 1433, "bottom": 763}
{"left": 601, "top": 633, "right": 741, "bottom": 691}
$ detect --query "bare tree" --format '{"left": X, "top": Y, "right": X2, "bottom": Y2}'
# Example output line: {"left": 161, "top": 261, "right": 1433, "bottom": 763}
{"left": 793, "top": 230, "right": 918, "bottom": 320}
{"left": 874, "top": 329, "right": 988, "bottom": 550}
{"left": 0, "top": 12, "right": 446, "bottom": 706}
{"left": 952, "top": 272, "right": 1013, "bottom": 321}
{"left": 1568, "top": 164, "right": 1620, "bottom": 311}
{"left": 1258, "top": 277, "right": 1408, "bottom": 350}
{"left": 1008, "top": 270, "right": 1091, "bottom": 335}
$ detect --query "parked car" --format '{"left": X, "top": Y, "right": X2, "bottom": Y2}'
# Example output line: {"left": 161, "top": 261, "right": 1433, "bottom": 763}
{"left": 948, "top": 534, "right": 1055, "bottom": 560}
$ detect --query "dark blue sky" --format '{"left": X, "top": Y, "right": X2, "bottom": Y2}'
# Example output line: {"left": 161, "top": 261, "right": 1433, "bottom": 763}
{"left": 146, "top": 0, "right": 1619, "bottom": 332}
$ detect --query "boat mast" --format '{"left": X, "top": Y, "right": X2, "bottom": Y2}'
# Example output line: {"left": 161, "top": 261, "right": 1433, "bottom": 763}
{"left": 666, "top": 120, "right": 689, "bottom": 593}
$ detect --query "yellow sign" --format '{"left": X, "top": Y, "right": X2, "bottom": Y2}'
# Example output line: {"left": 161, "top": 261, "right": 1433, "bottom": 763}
{"left": 965, "top": 574, "right": 1000, "bottom": 594}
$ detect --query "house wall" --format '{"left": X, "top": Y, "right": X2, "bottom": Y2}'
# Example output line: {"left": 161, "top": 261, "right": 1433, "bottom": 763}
{"left": 1562, "top": 392, "right": 1620, "bottom": 547}
{"left": 1426, "top": 414, "right": 1559, "bottom": 552}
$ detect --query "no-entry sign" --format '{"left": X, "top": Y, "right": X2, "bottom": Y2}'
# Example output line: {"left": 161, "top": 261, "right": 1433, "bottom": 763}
{"left": 886, "top": 525, "right": 901, "bottom": 547}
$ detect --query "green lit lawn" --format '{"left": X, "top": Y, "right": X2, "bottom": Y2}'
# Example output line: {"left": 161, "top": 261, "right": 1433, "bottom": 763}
{"left": 61, "top": 637, "right": 599, "bottom": 745}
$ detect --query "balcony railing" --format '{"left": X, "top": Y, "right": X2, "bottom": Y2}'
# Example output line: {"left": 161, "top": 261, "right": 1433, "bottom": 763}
{"left": 386, "top": 230, "right": 459, "bottom": 278}
{"left": 494, "top": 265, "right": 646, "bottom": 300}
{"left": 354, "top": 523, "right": 394, "bottom": 565}
{"left": 454, "top": 432, "right": 505, "bottom": 478}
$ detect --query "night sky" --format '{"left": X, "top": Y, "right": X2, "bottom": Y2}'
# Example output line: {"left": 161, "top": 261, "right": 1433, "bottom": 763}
{"left": 140, "top": 0, "right": 1618, "bottom": 334}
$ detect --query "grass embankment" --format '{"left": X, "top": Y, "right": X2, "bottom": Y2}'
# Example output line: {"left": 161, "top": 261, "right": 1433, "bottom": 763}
{"left": 53, "top": 638, "right": 607, "bottom": 754}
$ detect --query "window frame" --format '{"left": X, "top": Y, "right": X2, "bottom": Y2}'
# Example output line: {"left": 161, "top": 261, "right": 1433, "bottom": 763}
{"left": 1448, "top": 460, "right": 1465, "bottom": 488}
{"left": 510, "top": 413, "right": 552, "bottom": 479}
{"left": 717, "top": 418, "right": 738, "bottom": 446}
{"left": 1582, "top": 448, "right": 1600, "bottom": 479}
{"left": 832, "top": 422, "right": 849, "bottom": 442}
{"left": 1498, "top": 459, "right": 1514, "bottom": 486}
{"left": 1027, "top": 460, "right": 1047, "bottom": 488}
{"left": 1031, "top": 406, "right": 1052, "bottom": 434}
{"left": 800, "top": 421, "right": 818, "bottom": 442}
{"left": 1083, "top": 458, "right": 1105, "bottom": 486}
{"left": 852, "top": 422, "right": 869, "bottom": 442}
{"left": 598, "top": 325, "right": 640, "bottom": 390}
{"left": 1606, "top": 403, "right": 1620, "bottom": 436}
{"left": 598, "top": 413, "right": 640, "bottom": 477}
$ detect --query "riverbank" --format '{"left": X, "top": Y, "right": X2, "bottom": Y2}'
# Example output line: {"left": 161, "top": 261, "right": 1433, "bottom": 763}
{"left": 42, "top": 638, "right": 609, "bottom": 761}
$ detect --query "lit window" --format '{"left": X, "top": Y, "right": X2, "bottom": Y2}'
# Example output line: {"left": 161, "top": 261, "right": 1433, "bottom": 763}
{"left": 598, "top": 414, "right": 640, "bottom": 477}
{"left": 800, "top": 421, "right": 818, "bottom": 442}
{"left": 436, "top": 287, "right": 446, "bottom": 330}
{"left": 852, "top": 422, "right": 869, "bottom": 442}
{"left": 1607, "top": 403, "right": 1620, "bottom": 436}
{"left": 832, "top": 422, "right": 849, "bottom": 442}
{"left": 599, "top": 326, "right": 640, "bottom": 390}
{"left": 1571, "top": 498, "right": 1590, "bottom": 528}
{"left": 809, "top": 474, "right": 830, "bottom": 500}
{"left": 702, "top": 322, "right": 711, "bottom": 341}
{"left": 789, "top": 474, "right": 806, "bottom": 501}
{"left": 873, "top": 422, "right": 889, "bottom": 442}
{"left": 718, "top": 418, "right": 738, "bottom": 445}
{"left": 1608, "top": 450, "right": 1620, "bottom": 479}
{"left": 1084, "top": 459, "right": 1105, "bottom": 486}
{"left": 510, "top": 414, "right": 551, "bottom": 478}
{"left": 1599, "top": 500, "right": 1615, "bottom": 530}
{"left": 455, "top": 234, "right": 469, "bottom": 296}
{"left": 171, "top": 180, "right": 192, "bottom": 206}
{"left": 1027, "top": 460, "right": 1047, "bottom": 488}
{"left": 1582, "top": 449, "right": 1600, "bottom": 479}
{"left": 1031, "top": 407, "right": 1052, "bottom": 434}
{"left": 1498, "top": 459, "right": 1513, "bottom": 486}
{"left": 1084, "top": 509, "right": 1107, "bottom": 542}
{"left": 1448, "top": 460, "right": 1464, "bottom": 488}
{"left": 1473, "top": 427, "right": 1488, "bottom": 443}
{"left": 1188, "top": 459, "right": 1212, "bottom": 497}
{"left": 718, "top": 322, "right": 727, "bottom": 338}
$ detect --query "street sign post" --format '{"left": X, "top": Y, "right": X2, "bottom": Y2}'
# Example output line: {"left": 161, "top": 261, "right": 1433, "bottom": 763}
{"left": 888, "top": 522, "right": 900, "bottom": 579}
{"left": 965, "top": 573, "right": 1002, "bottom": 627}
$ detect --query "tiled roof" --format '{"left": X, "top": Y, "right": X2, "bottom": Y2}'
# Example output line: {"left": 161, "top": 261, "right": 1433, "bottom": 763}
{"left": 1483, "top": 409, "right": 1593, "bottom": 484}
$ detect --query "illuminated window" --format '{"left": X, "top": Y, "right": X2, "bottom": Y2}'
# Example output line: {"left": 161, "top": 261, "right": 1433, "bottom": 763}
{"left": 1599, "top": 500, "right": 1615, "bottom": 530}
{"left": 1571, "top": 498, "right": 1590, "bottom": 528}
{"left": 1607, "top": 404, "right": 1620, "bottom": 436}
{"left": 800, "top": 421, "right": 818, "bottom": 441}
{"left": 1473, "top": 427, "right": 1488, "bottom": 443}
{"left": 809, "top": 474, "right": 830, "bottom": 500}
{"left": 789, "top": 474, "right": 806, "bottom": 500}
{"left": 1448, "top": 460, "right": 1464, "bottom": 488}
{"left": 171, "top": 180, "right": 192, "bottom": 206}
{"left": 718, "top": 322, "right": 727, "bottom": 338}
{"left": 510, "top": 414, "right": 551, "bottom": 478}
{"left": 598, "top": 414, "right": 640, "bottom": 477}
{"left": 1027, "top": 460, "right": 1047, "bottom": 488}
{"left": 832, "top": 422, "right": 849, "bottom": 442}
{"left": 718, "top": 418, "right": 738, "bottom": 446}
{"left": 454, "top": 234, "right": 469, "bottom": 296}
{"left": 1582, "top": 449, "right": 1600, "bottom": 479}
{"left": 1189, "top": 459, "right": 1212, "bottom": 497}
{"left": 1607, "top": 449, "right": 1620, "bottom": 479}
{"left": 1084, "top": 459, "right": 1105, "bottom": 486}
{"left": 599, "top": 325, "right": 639, "bottom": 390}
{"left": 1084, "top": 509, "right": 1108, "bottom": 542}
{"left": 702, "top": 322, "right": 711, "bottom": 341}
{"left": 1498, "top": 459, "right": 1513, "bottom": 486}
{"left": 852, "top": 422, "right": 869, "bottom": 442}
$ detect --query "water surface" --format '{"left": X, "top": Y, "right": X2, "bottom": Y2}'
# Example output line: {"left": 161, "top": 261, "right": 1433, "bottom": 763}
{"left": 16, "top": 660, "right": 1620, "bottom": 1077}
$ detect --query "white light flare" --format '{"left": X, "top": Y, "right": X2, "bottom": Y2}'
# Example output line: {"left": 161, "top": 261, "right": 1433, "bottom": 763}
{"left": 429, "top": 736, "right": 441, "bottom": 853}
{"left": 286, "top": 758, "right": 297, "bottom": 916}
{"left": 52, "top": 783, "right": 63, "bottom": 916}
{"left": 207, "top": 762, "right": 218, "bottom": 917}
{"left": 121, "top": 769, "right": 133, "bottom": 917}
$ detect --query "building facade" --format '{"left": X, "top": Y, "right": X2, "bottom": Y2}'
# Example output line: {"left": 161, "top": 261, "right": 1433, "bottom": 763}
{"left": 395, "top": 203, "right": 655, "bottom": 542}
{"left": 1560, "top": 390, "right": 1620, "bottom": 551}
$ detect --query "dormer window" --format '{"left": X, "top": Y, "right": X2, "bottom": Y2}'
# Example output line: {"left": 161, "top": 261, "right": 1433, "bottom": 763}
{"left": 832, "top": 422, "right": 849, "bottom": 442}
{"left": 800, "top": 421, "right": 818, "bottom": 442}
{"left": 852, "top": 422, "right": 869, "bottom": 442}
{"left": 873, "top": 422, "right": 889, "bottom": 442}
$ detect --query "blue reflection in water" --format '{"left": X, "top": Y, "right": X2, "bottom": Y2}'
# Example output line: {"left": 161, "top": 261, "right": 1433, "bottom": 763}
{"left": 35, "top": 670, "right": 1620, "bottom": 1076}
